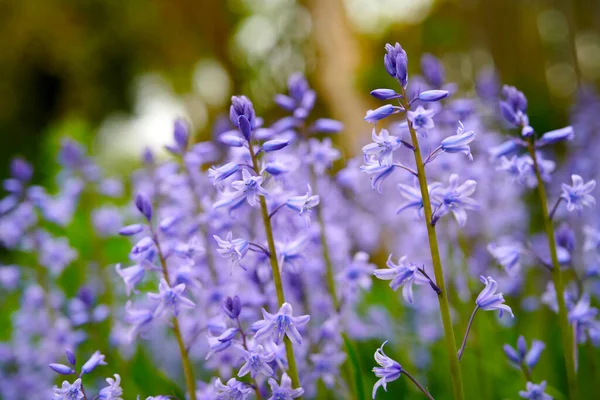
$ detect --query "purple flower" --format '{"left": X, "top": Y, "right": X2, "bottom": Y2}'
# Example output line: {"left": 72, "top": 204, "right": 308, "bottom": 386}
{"left": 561, "top": 174, "right": 596, "bottom": 212}
{"left": 407, "top": 106, "right": 435, "bottom": 134}
{"left": 125, "top": 301, "right": 154, "bottom": 338}
{"left": 519, "top": 381, "right": 552, "bottom": 400}
{"left": 476, "top": 276, "right": 514, "bottom": 318}
{"left": 418, "top": 90, "right": 449, "bottom": 102}
{"left": 310, "top": 118, "right": 344, "bottom": 134}
{"left": 307, "top": 138, "right": 341, "bottom": 174}
{"left": 370, "top": 89, "right": 401, "bottom": 100}
{"left": 372, "top": 341, "right": 403, "bottom": 399}
{"left": 81, "top": 350, "right": 107, "bottom": 374}
{"left": 52, "top": 378, "right": 84, "bottom": 400}
{"left": 421, "top": 53, "right": 445, "bottom": 88}
{"left": 222, "top": 295, "right": 242, "bottom": 320}
{"left": 252, "top": 302, "right": 310, "bottom": 345}
{"left": 373, "top": 255, "right": 429, "bottom": 303}
{"left": 488, "top": 242, "right": 523, "bottom": 277}
{"left": 440, "top": 122, "right": 476, "bottom": 160}
{"left": 503, "top": 336, "right": 545, "bottom": 369}
{"left": 396, "top": 182, "right": 429, "bottom": 215}
{"left": 360, "top": 157, "right": 395, "bottom": 194}
{"left": 148, "top": 279, "right": 195, "bottom": 317}
{"left": 536, "top": 126, "right": 574, "bottom": 147}
{"left": 213, "top": 232, "right": 249, "bottom": 272}
{"left": 97, "top": 374, "right": 123, "bottom": 400}
{"left": 135, "top": 192, "right": 153, "bottom": 221}
{"left": 364, "top": 105, "right": 398, "bottom": 124}
{"left": 286, "top": 185, "right": 320, "bottom": 218}
{"left": 384, "top": 42, "right": 408, "bottom": 87}
{"left": 115, "top": 261, "right": 158, "bottom": 296}
{"left": 262, "top": 139, "right": 290, "bottom": 153}
{"left": 267, "top": 373, "right": 304, "bottom": 400}
{"left": 49, "top": 363, "right": 75, "bottom": 375}
{"left": 430, "top": 174, "right": 479, "bottom": 227}
{"left": 223, "top": 169, "right": 269, "bottom": 208}
{"left": 215, "top": 377, "right": 253, "bottom": 399}
{"left": 209, "top": 162, "right": 240, "bottom": 185}
{"left": 10, "top": 157, "right": 33, "bottom": 182}
{"left": 362, "top": 128, "right": 402, "bottom": 166}
{"left": 238, "top": 344, "right": 276, "bottom": 379}
{"left": 230, "top": 95, "right": 257, "bottom": 140}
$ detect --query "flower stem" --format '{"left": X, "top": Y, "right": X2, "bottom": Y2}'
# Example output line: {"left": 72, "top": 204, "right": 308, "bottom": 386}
{"left": 152, "top": 229, "right": 197, "bottom": 400}
{"left": 247, "top": 143, "right": 303, "bottom": 396}
{"left": 403, "top": 369, "right": 435, "bottom": 400}
{"left": 400, "top": 89, "right": 464, "bottom": 400}
{"left": 526, "top": 139, "right": 578, "bottom": 400}
{"left": 457, "top": 306, "right": 479, "bottom": 360}
{"left": 236, "top": 317, "right": 263, "bottom": 400}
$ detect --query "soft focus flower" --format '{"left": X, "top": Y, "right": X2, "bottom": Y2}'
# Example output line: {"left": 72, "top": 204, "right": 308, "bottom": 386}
{"left": 267, "top": 373, "right": 304, "bottom": 400}
{"left": 488, "top": 242, "right": 523, "bottom": 276}
{"left": 147, "top": 279, "right": 195, "bottom": 317}
{"left": 238, "top": 345, "right": 276, "bottom": 379}
{"left": 213, "top": 232, "right": 249, "bottom": 272}
{"left": 519, "top": 381, "right": 552, "bottom": 400}
{"left": 560, "top": 174, "right": 596, "bottom": 212}
{"left": 407, "top": 106, "right": 435, "bottom": 134}
{"left": 52, "top": 378, "right": 84, "bottom": 400}
{"left": 476, "top": 276, "right": 514, "bottom": 318}
{"left": 440, "top": 122, "right": 476, "bottom": 160}
{"left": 98, "top": 374, "right": 124, "bottom": 400}
{"left": 252, "top": 302, "right": 310, "bottom": 345}
{"left": 373, "top": 255, "right": 429, "bottom": 303}
{"left": 503, "top": 336, "right": 545, "bottom": 369}
{"left": 362, "top": 128, "right": 402, "bottom": 166}
{"left": 372, "top": 341, "right": 403, "bottom": 399}
{"left": 215, "top": 377, "right": 253, "bottom": 399}
{"left": 430, "top": 174, "right": 479, "bottom": 227}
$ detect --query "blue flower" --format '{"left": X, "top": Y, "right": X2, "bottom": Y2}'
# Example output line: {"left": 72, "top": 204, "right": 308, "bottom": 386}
{"left": 430, "top": 174, "right": 479, "bottom": 227}
{"left": 125, "top": 301, "right": 154, "bottom": 339}
{"left": 360, "top": 157, "right": 395, "bottom": 194}
{"left": 238, "top": 345, "right": 276, "bottom": 379}
{"left": 147, "top": 279, "right": 195, "bottom": 318}
{"left": 310, "top": 350, "right": 347, "bottom": 388}
{"left": 500, "top": 85, "right": 529, "bottom": 128}
{"left": 97, "top": 374, "right": 123, "bottom": 400}
{"left": 407, "top": 106, "right": 435, "bottom": 134}
{"left": 267, "top": 373, "right": 304, "bottom": 400}
{"left": 362, "top": 128, "right": 402, "bottom": 166}
{"left": 373, "top": 255, "right": 429, "bottom": 303}
{"left": 115, "top": 261, "right": 158, "bottom": 296}
{"left": 286, "top": 185, "right": 320, "bottom": 216}
{"left": 215, "top": 378, "right": 253, "bottom": 399}
{"left": 81, "top": 350, "right": 107, "bottom": 374}
{"left": 364, "top": 104, "right": 398, "bottom": 124}
{"left": 213, "top": 232, "right": 249, "bottom": 272}
{"left": 384, "top": 43, "right": 408, "bottom": 87}
{"left": 208, "top": 162, "right": 240, "bottom": 185}
{"left": 418, "top": 90, "right": 449, "bottom": 102}
{"left": 396, "top": 182, "right": 430, "bottom": 215}
{"left": 214, "top": 169, "right": 268, "bottom": 209}
{"left": 537, "top": 126, "right": 574, "bottom": 147}
{"left": 372, "top": 341, "right": 403, "bottom": 399}
{"left": 440, "top": 122, "right": 476, "bottom": 160}
{"left": 476, "top": 276, "right": 514, "bottom": 318}
{"left": 421, "top": 53, "right": 445, "bottom": 88}
{"left": 252, "top": 302, "right": 310, "bottom": 345}
{"left": 561, "top": 174, "right": 596, "bottom": 212}
{"left": 230, "top": 95, "right": 257, "bottom": 140}
{"left": 487, "top": 241, "right": 523, "bottom": 277}
{"left": 503, "top": 336, "right": 545, "bottom": 369}
{"left": 519, "top": 381, "right": 552, "bottom": 400}
{"left": 308, "top": 138, "right": 341, "bottom": 174}
{"left": 52, "top": 378, "right": 84, "bottom": 400}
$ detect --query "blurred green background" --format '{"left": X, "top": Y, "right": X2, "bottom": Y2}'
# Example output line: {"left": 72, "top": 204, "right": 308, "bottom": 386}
{"left": 1, "top": 0, "right": 600, "bottom": 398}
{"left": 2, "top": 0, "right": 599, "bottom": 177}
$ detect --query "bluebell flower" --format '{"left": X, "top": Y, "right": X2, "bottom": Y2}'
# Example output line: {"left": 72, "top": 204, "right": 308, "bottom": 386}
{"left": 519, "top": 381, "right": 552, "bottom": 400}
{"left": 119, "top": 224, "right": 144, "bottom": 236}
{"left": 97, "top": 374, "right": 123, "bottom": 400}
{"left": 49, "top": 363, "right": 75, "bottom": 375}
{"left": 338, "top": 251, "right": 375, "bottom": 295}
{"left": 364, "top": 104, "right": 398, "bottom": 124}
{"left": 407, "top": 106, "right": 435, "bottom": 135}
{"left": 131, "top": 236, "right": 154, "bottom": 256}
{"left": 568, "top": 294, "right": 598, "bottom": 324}
{"left": 536, "top": 126, "right": 574, "bottom": 147}
{"left": 384, "top": 43, "right": 408, "bottom": 87}
{"left": 430, "top": 174, "right": 479, "bottom": 227}
{"left": 277, "top": 235, "right": 310, "bottom": 272}
{"left": 360, "top": 157, "right": 395, "bottom": 194}
{"left": 214, "top": 169, "right": 268, "bottom": 209}
{"left": 310, "top": 350, "right": 347, "bottom": 388}
{"left": 10, "top": 157, "right": 33, "bottom": 182}
{"left": 52, "top": 378, "right": 84, "bottom": 400}
{"left": 148, "top": 279, "right": 195, "bottom": 318}
{"left": 115, "top": 261, "right": 158, "bottom": 296}
{"left": 440, "top": 122, "right": 476, "bottom": 160}
{"left": 205, "top": 328, "right": 239, "bottom": 360}
{"left": 286, "top": 185, "right": 320, "bottom": 217}
{"left": 487, "top": 241, "right": 523, "bottom": 277}
{"left": 373, "top": 255, "right": 429, "bottom": 303}
{"left": 372, "top": 341, "right": 403, "bottom": 399}
{"left": 500, "top": 85, "right": 529, "bottom": 128}
{"left": 262, "top": 139, "right": 290, "bottom": 153}
{"left": 561, "top": 174, "right": 596, "bottom": 212}
{"left": 476, "top": 276, "right": 514, "bottom": 318}
{"left": 223, "top": 295, "right": 242, "bottom": 320}
{"left": 125, "top": 301, "right": 154, "bottom": 338}
{"left": 308, "top": 138, "right": 341, "bottom": 174}
{"left": 489, "top": 139, "right": 520, "bottom": 159}
{"left": 213, "top": 232, "right": 249, "bottom": 272}
{"left": 219, "top": 131, "right": 247, "bottom": 147}
{"left": 39, "top": 235, "right": 78, "bottom": 276}
{"left": 503, "top": 336, "right": 545, "bottom": 369}
{"left": 362, "top": 128, "right": 402, "bottom": 166}
{"left": 583, "top": 225, "right": 600, "bottom": 252}
{"left": 230, "top": 95, "right": 257, "bottom": 140}
{"left": 208, "top": 162, "right": 240, "bottom": 186}
{"left": 238, "top": 344, "right": 276, "bottom": 379}
{"left": 370, "top": 89, "right": 401, "bottom": 100}
{"left": 268, "top": 373, "right": 304, "bottom": 400}
{"left": 252, "top": 302, "right": 310, "bottom": 345}
{"left": 310, "top": 118, "right": 344, "bottom": 134}
{"left": 421, "top": 53, "right": 445, "bottom": 88}
{"left": 81, "top": 350, "right": 107, "bottom": 374}
{"left": 418, "top": 90, "right": 449, "bottom": 102}
{"left": 215, "top": 377, "right": 253, "bottom": 399}
{"left": 134, "top": 192, "right": 153, "bottom": 221}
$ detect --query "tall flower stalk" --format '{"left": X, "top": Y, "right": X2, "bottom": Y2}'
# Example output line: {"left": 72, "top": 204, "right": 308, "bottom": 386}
{"left": 526, "top": 139, "right": 578, "bottom": 399}
{"left": 399, "top": 88, "right": 465, "bottom": 400}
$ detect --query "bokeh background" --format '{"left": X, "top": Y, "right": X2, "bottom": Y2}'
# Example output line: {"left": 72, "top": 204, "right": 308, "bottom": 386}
{"left": 1, "top": 0, "right": 600, "bottom": 398}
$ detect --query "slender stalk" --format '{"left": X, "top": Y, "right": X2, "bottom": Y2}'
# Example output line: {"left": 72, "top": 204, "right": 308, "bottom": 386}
{"left": 247, "top": 143, "right": 302, "bottom": 395}
{"left": 520, "top": 362, "right": 532, "bottom": 382}
{"left": 403, "top": 369, "right": 435, "bottom": 400}
{"left": 549, "top": 197, "right": 564, "bottom": 221}
{"left": 457, "top": 306, "right": 479, "bottom": 360}
{"left": 400, "top": 88, "right": 464, "bottom": 400}
{"left": 526, "top": 140, "right": 578, "bottom": 399}
{"left": 152, "top": 229, "right": 197, "bottom": 400}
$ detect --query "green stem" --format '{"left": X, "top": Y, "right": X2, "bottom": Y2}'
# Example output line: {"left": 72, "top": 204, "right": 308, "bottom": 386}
{"left": 310, "top": 170, "right": 365, "bottom": 399}
{"left": 400, "top": 89, "right": 464, "bottom": 400}
{"left": 526, "top": 140, "right": 578, "bottom": 399}
{"left": 403, "top": 369, "right": 435, "bottom": 400}
{"left": 248, "top": 143, "right": 302, "bottom": 395}
{"left": 153, "top": 229, "right": 197, "bottom": 400}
